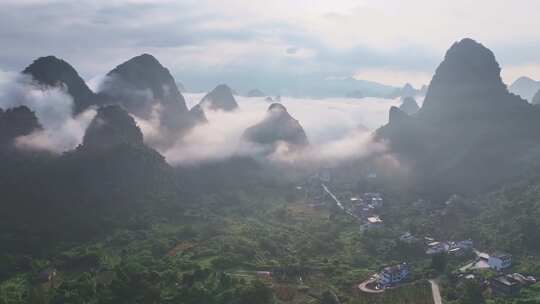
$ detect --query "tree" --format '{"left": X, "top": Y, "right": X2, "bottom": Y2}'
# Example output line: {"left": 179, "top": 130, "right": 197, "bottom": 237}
{"left": 237, "top": 280, "right": 273, "bottom": 304}
{"left": 461, "top": 280, "right": 484, "bottom": 304}
{"left": 431, "top": 252, "right": 448, "bottom": 274}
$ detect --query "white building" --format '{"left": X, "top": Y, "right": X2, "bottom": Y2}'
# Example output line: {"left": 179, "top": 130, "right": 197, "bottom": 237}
{"left": 448, "top": 240, "right": 474, "bottom": 255}
{"left": 426, "top": 242, "right": 449, "bottom": 255}
{"left": 365, "top": 216, "right": 383, "bottom": 229}
{"left": 378, "top": 263, "right": 409, "bottom": 287}
{"left": 489, "top": 253, "right": 512, "bottom": 271}
{"left": 399, "top": 232, "right": 418, "bottom": 244}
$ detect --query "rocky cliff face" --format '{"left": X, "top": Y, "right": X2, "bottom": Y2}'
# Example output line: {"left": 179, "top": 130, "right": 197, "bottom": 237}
{"left": 23, "top": 56, "right": 97, "bottom": 114}
{"left": 377, "top": 38, "right": 540, "bottom": 196}
{"left": 420, "top": 39, "right": 527, "bottom": 122}
{"left": 199, "top": 84, "right": 239, "bottom": 111}
{"left": 242, "top": 103, "right": 308, "bottom": 150}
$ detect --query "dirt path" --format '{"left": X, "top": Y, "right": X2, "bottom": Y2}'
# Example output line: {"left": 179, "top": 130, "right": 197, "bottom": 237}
{"left": 429, "top": 279, "right": 442, "bottom": 304}
{"left": 357, "top": 278, "right": 384, "bottom": 294}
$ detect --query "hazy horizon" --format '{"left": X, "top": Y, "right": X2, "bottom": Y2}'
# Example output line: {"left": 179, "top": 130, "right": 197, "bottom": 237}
{"left": 1, "top": 0, "right": 540, "bottom": 95}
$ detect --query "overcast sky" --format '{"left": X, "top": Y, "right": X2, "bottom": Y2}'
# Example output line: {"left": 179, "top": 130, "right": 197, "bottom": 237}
{"left": 1, "top": 0, "right": 539, "bottom": 93}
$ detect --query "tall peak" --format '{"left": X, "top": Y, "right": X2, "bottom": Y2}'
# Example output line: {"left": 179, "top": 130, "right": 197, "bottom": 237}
{"left": 420, "top": 38, "right": 518, "bottom": 120}
{"left": 22, "top": 56, "right": 96, "bottom": 114}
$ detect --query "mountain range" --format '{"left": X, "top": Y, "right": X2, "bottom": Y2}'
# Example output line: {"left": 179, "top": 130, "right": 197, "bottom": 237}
{"left": 509, "top": 76, "right": 540, "bottom": 102}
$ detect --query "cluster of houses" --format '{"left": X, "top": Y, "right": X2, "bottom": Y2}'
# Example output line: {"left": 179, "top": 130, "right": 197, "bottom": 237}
{"left": 350, "top": 193, "right": 385, "bottom": 230}
{"left": 458, "top": 251, "right": 539, "bottom": 297}
{"left": 490, "top": 273, "right": 537, "bottom": 296}
{"left": 424, "top": 238, "right": 474, "bottom": 256}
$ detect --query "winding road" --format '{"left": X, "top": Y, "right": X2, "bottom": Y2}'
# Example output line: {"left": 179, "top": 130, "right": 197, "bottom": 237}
{"left": 322, "top": 184, "right": 358, "bottom": 219}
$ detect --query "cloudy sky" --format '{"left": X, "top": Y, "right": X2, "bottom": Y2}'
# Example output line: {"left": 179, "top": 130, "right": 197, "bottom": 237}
{"left": 1, "top": 0, "right": 540, "bottom": 94}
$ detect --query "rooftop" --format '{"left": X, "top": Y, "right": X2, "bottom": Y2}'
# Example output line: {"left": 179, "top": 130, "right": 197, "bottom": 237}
{"left": 382, "top": 263, "right": 409, "bottom": 275}
{"left": 367, "top": 216, "right": 383, "bottom": 224}
{"left": 492, "top": 252, "right": 512, "bottom": 259}
{"left": 492, "top": 275, "right": 519, "bottom": 287}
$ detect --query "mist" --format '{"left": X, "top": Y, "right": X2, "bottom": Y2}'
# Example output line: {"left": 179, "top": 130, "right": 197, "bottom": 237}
{"left": 0, "top": 67, "right": 400, "bottom": 163}
{"left": 154, "top": 93, "right": 399, "bottom": 166}
{"left": 0, "top": 69, "right": 96, "bottom": 153}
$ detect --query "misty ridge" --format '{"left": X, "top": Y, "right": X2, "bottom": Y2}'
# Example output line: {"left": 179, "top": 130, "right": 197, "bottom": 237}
{"left": 3, "top": 37, "right": 540, "bottom": 193}
{"left": 0, "top": 55, "right": 403, "bottom": 169}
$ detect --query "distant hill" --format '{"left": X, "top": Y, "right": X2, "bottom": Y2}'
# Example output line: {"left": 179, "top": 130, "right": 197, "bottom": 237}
{"left": 509, "top": 76, "right": 540, "bottom": 102}
{"left": 346, "top": 90, "right": 364, "bottom": 99}
{"left": 377, "top": 38, "right": 540, "bottom": 196}
{"left": 242, "top": 103, "right": 308, "bottom": 153}
{"left": 0, "top": 104, "right": 176, "bottom": 248}
{"left": 22, "top": 56, "right": 98, "bottom": 114}
{"left": 199, "top": 84, "right": 239, "bottom": 111}
{"left": 82, "top": 105, "right": 144, "bottom": 150}
{"left": 247, "top": 89, "right": 265, "bottom": 97}
{"left": 390, "top": 83, "right": 421, "bottom": 99}
{"left": 398, "top": 97, "right": 420, "bottom": 115}
{"left": 0, "top": 106, "right": 42, "bottom": 154}
{"left": 189, "top": 104, "right": 207, "bottom": 123}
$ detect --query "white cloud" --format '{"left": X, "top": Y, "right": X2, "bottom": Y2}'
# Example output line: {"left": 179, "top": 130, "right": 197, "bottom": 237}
{"left": 157, "top": 93, "right": 398, "bottom": 165}
{"left": 2, "top": 1, "right": 540, "bottom": 96}
{"left": 0, "top": 70, "right": 97, "bottom": 153}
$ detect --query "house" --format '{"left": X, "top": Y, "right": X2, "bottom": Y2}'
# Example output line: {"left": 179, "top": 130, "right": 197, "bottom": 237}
{"left": 363, "top": 193, "right": 383, "bottom": 208}
{"left": 363, "top": 216, "right": 383, "bottom": 230}
{"left": 507, "top": 273, "right": 536, "bottom": 286}
{"left": 488, "top": 253, "right": 512, "bottom": 271}
{"left": 38, "top": 268, "right": 57, "bottom": 283}
{"left": 454, "top": 240, "right": 473, "bottom": 251}
{"left": 378, "top": 263, "right": 409, "bottom": 287}
{"left": 399, "top": 232, "right": 418, "bottom": 244}
{"left": 448, "top": 240, "right": 474, "bottom": 256}
{"left": 256, "top": 271, "right": 273, "bottom": 282}
{"left": 490, "top": 275, "right": 521, "bottom": 296}
{"left": 426, "top": 242, "right": 449, "bottom": 255}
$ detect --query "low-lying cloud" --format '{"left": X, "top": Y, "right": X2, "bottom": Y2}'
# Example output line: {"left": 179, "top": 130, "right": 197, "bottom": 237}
{"left": 0, "top": 69, "right": 400, "bottom": 165}
{"left": 151, "top": 93, "right": 399, "bottom": 166}
{"left": 0, "top": 70, "right": 96, "bottom": 153}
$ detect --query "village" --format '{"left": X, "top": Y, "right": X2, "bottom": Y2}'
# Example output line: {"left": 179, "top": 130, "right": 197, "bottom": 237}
{"left": 294, "top": 169, "right": 539, "bottom": 302}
